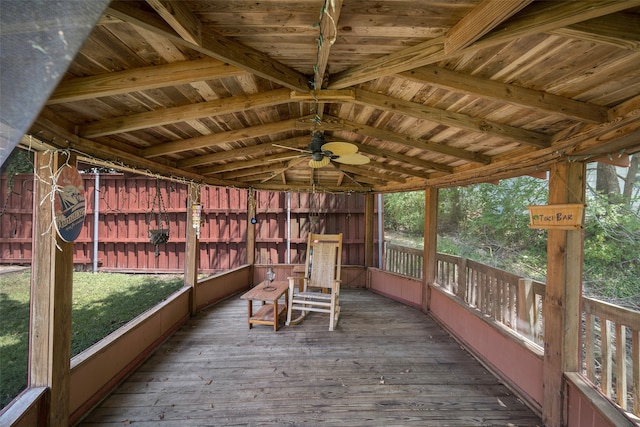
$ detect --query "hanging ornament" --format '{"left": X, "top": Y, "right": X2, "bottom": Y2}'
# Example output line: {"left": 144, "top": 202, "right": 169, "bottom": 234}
{"left": 53, "top": 164, "right": 86, "bottom": 242}
{"left": 191, "top": 203, "right": 202, "bottom": 238}
{"left": 147, "top": 179, "right": 170, "bottom": 257}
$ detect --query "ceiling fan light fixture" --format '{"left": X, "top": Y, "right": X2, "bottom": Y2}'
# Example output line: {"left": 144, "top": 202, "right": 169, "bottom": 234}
{"left": 309, "top": 157, "right": 330, "bottom": 168}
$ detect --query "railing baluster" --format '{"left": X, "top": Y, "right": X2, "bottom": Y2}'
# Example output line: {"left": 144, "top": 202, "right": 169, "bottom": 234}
{"left": 602, "top": 318, "right": 613, "bottom": 397}
{"left": 517, "top": 278, "right": 534, "bottom": 338}
{"left": 585, "top": 313, "right": 595, "bottom": 383}
{"left": 616, "top": 323, "right": 627, "bottom": 410}
{"left": 634, "top": 329, "right": 639, "bottom": 416}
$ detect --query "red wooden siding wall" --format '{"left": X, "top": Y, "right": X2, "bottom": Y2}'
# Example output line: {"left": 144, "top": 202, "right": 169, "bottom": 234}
{"left": 0, "top": 174, "right": 375, "bottom": 273}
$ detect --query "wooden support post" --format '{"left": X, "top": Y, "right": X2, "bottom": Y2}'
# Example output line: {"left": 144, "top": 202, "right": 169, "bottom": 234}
{"left": 185, "top": 183, "right": 201, "bottom": 314}
{"left": 246, "top": 189, "right": 256, "bottom": 281}
{"left": 30, "top": 151, "right": 76, "bottom": 427}
{"left": 517, "top": 278, "right": 535, "bottom": 338}
{"left": 458, "top": 257, "right": 467, "bottom": 301}
{"left": 364, "top": 193, "right": 375, "bottom": 270}
{"left": 423, "top": 187, "right": 438, "bottom": 312}
{"left": 542, "top": 160, "right": 586, "bottom": 427}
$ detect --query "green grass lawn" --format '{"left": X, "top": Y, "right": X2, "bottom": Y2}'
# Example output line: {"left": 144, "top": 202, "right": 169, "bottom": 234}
{"left": 0, "top": 270, "right": 184, "bottom": 410}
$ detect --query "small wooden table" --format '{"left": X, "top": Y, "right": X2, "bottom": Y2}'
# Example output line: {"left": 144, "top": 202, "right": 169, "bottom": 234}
{"left": 240, "top": 280, "right": 289, "bottom": 332}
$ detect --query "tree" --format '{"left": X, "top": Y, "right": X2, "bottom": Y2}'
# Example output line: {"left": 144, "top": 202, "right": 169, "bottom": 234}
{"left": 623, "top": 154, "right": 639, "bottom": 206}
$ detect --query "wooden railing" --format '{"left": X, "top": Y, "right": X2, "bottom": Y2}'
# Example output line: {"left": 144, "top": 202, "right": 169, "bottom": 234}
{"left": 384, "top": 242, "right": 640, "bottom": 419}
{"left": 384, "top": 242, "right": 423, "bottom": 279}
{"left": 582, "top": 297, "right": 640, "bottom": 415}
{"left": 435, "top": 253, "right": 545, "bottom": 345}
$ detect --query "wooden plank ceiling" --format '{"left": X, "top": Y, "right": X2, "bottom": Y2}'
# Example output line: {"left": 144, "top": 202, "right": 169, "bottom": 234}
{"left": 29, "top": 0, "right": 640, "bottom": 193}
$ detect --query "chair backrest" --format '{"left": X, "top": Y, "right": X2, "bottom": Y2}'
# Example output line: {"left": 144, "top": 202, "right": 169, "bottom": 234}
{"left": 305, "top": 233, "right": 342, "bottom": 288}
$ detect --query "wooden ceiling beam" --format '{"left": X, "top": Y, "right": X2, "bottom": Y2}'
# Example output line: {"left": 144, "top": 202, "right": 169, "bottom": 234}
{"left": 145, "top": 116, "right": 313, "bottom": 159}
{"left": 367, "top": 161, "right": 433, "bottom": 181}
{"left": 221, "top": 158, "right": 302, "bottom": 180}
{"left": 290, "top": 89, "right": 355, "bottom": 101}
{"left": 219, "top": 162, "right": 290, "bottom": 179}
{"left": 201, "top": 152, "right": 302, "bottom": 175}
{"left": 334, "top": 164, "right": 406, "bottom": 184}
{"left": 259, "top": 158, "right": 309, "bottom": 184}
{"left": 400, "top": 66, "right": 608, "bottom": 124}
{"left": 548, "top": 12, "right": 640, "bottom": 51}
{"left": 354, "top": 143, "right": 452, "bottom": 175}
{"left": 234, "top": 172, "right": 277, "bottom": 183}
{"left": 47, "top": 58, "right": 247, "bottom": 105}
{"left": 329, "top": 0, "right": 640, "bottom": 89}
{"left": 194, "top": 136, "right": 310, "bottom": 171}
{"left": 477, "top": 0, "right": 640, "bottom": 48}
{"left": 353, "top": 89, "right": 551, "bottom": 148}
{"left": 80, "top": 88, "right": 293, "bottom": 138}
{"left": 333, "top": 116, "right": 491, "bottom": 164}
{"left": 336, "top": 172, "right": 388, "bottom": 187}
{"left": 30, "top": 113, "right": 236, "bottom": 188}
{"left": 313, "top": 0, "right": 343, "bottom": 90}
{"left": 250, "top": 182, "right": 371, "bottom": 192}
{"left": 145, "top": 0, "right": 202, "bottom": 45}
{"left": 444, "top": 0, "right": 533, "bottom": 54}
{"left": 107, "top": 1, "right": 310, "bottom": 91}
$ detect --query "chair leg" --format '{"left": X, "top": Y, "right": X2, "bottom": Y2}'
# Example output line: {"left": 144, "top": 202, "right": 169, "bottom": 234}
{"left": 286, "top": 286, "right": 293, "bottom": 326}
{"left": 329, "top": 294, "right": 336, "bottom": 331}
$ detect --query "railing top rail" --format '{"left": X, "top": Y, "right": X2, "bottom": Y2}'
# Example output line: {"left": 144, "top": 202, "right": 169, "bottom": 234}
{"left": 583, "top": 296, "right": 640, "bottom": 329}
{"left": 465, "top": 258, "right": 522, "bottom": 283}
{"left": 385, "top": 242, "right": 423, "bottom": 255}
{"left": 436, "top": 252, "right": 460, "bottom": 264}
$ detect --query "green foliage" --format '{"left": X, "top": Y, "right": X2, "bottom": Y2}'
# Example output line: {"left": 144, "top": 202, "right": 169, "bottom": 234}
{"left": 384, "top": 191, "right": 425, "bottom": 235}
{"left": 384, "top": 176, "right": 640, "bottom": 307}
{"left": 583, "top": 192, "right": 640, "bottom": 300}
{"left": 0, "top": 271, "right": 183, "bottom": 410}
{"left": 453, "top": 178, "right": 549, "bottom": 268}
{"left": 0, "top": 148, "right": 33, "bottom": 177}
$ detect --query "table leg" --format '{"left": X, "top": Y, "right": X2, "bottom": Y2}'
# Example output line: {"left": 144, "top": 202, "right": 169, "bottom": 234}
{"left": 273, "top": 299, "right": 278, "bottom": 332}
{"left": 247, "top": 300, "right": 252, "bottom": 329}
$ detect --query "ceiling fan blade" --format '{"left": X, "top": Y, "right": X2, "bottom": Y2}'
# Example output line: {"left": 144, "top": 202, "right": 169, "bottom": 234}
{"left": 309, "top": 157, "right": 330, "bottom": 168}
{"left": 333, "top": 153, "right": 370, "bottom": 165}
{"left": 321, "top": 141, "right": 358, "bottom": 156}
{"left": 272, "top": 143, "right": 311, "bottom": 154}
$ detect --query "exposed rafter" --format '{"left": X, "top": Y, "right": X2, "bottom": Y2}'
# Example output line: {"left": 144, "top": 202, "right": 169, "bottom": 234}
{"left": 329, "top": 0, "right": 640, "bottom": 89}
{"left": 352, "top": 89, "right": 552, "bottom": 148}
{"left": 444, "top": 0, "right": 533, "bottom": 54}
{"left": 47, "top": 59, "right": 248, "bottom": 105}
{"left": 399, "top": 66, "right": 608, "bottom": 123}
{"left": 107, "top": 1, "right": 310, "bottom": 91}
{"left": 25, "top": 0, "right": 640, "bottom": 193}
{"left": 80, "top": 89, "right": 294, "bottom": 138}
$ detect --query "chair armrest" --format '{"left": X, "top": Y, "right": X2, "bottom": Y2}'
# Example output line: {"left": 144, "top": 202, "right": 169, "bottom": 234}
{"left": 288, "top": 276, "right": 306, "bottom": 291}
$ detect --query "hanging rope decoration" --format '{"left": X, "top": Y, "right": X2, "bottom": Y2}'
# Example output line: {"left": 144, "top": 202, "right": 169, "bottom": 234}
{"left": 248, "top": 189, "right": 257, "bottom": 224}
{"left": 309, "top": 187, "right": 321, "bottom": 232}
{"left": 147, "top": 179, "right": 170, "bottom": 257}
{"left": 308, "top": 1, "right": 339, "bottom": 143}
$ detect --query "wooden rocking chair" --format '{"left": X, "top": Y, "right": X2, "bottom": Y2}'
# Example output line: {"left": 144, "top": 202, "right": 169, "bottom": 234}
{"left": 286, "top": 233, "right": 342, "bottom": 331}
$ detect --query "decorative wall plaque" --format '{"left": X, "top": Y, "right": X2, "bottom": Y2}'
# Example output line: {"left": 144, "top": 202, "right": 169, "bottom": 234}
{"left": 54, "top": 166, "right": 86, "bottom": 242}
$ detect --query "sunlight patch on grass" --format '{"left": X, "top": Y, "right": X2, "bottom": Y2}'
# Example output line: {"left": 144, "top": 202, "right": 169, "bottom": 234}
{"left": 0, "top": 270, "right": 184, "bottom": 410}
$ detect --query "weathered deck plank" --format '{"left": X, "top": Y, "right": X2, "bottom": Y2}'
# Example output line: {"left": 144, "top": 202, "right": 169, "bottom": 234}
{"left": 79, "top": 289, "right": 542, "bottom": 426}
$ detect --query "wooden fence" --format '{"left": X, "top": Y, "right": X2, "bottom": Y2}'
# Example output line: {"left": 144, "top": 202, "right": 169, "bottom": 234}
{"left": 384, "top": 243, "right": 640, "bottom": 419}
{"left": 0, "top": 173, "right": 376, "bottom": 273}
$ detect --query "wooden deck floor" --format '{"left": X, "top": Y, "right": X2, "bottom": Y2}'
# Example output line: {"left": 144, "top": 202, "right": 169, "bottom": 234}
{"left": 79, "top": 289, "right": 543, "bottom": 426}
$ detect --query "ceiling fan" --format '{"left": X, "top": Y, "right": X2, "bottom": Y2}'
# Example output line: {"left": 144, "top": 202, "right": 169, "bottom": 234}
{"left": 274, "top": 133, "right": 370, "bottom": 169}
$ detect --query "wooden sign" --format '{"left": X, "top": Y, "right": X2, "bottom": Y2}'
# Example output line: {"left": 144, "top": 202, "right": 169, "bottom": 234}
{"left": 54, "top": 165, "right": 86, "bottom": 242}
{"left": 527, "top": 204, "right": 584, "bottom": 230}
